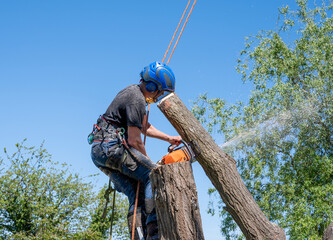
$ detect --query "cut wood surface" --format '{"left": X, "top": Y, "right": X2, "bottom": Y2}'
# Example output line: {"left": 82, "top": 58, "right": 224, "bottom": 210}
{"left": 158, "top": 93, "right": 285, "bottom": 240}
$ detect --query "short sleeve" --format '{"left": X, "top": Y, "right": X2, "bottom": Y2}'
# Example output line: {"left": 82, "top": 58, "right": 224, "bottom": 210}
{"left": 125, "top": 103, "right": 146, "bottom": 129}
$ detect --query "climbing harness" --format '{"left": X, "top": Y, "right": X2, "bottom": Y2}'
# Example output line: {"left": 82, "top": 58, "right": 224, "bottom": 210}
{"left": 92, "top": 114, "right": 152, "bottom": 240}
{"left": 88, "top": 116, "right": 125, "bottom": 145}
{"left": 87, "top": 124, "right": 101, "bottom": 144}
{"left": 89, "top": 116, "right": 126, "bottom": 240}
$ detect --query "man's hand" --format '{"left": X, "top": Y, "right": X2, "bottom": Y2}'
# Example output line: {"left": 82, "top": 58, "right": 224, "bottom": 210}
{"left": 168, "top": 136, "right": 182, "bottom": 145}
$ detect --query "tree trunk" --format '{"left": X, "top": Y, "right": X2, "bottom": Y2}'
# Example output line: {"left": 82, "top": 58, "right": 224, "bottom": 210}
{"left": 157, "top": 93, "right": 286, "bottom": 240}
{"left": 150, "top": 161, "right": 205, "bottom": 240}
{"left": 323, "top": 222, "right": 333, "bottom": 240}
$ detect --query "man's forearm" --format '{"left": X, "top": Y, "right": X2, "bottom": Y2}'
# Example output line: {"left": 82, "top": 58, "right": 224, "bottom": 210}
{"left": 145, "top": 124, "right": 170, "bottom": 142}
{"left": 127, "top": 126, "right": 149, "bottom": 157}
{"left": 129, "top": 140, "right": 148, "bottom": 157}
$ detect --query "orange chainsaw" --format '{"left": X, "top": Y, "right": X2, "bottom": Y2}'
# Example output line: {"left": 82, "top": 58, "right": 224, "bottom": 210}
{"left": 159, "top": 140, "right": 200, "bottom": 165}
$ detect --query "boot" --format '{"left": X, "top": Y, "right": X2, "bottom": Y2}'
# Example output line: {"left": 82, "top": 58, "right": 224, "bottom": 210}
{"left": 146, "top": 221, "right": 158, "bottom": 240}
{"left": 127, "top": 207, "right": 145, "bottom": 240}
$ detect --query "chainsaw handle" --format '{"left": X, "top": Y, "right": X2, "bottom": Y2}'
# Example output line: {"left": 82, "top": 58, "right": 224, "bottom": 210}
{"left": 168, "top": 144, "right": 177, "bottom": 153}
{"left": 167, "top": 140, "right": 184, "bottom": 153}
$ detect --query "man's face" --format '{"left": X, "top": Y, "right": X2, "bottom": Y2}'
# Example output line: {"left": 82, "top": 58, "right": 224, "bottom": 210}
{"left": 153, "top": 90, "right": 171, "bottom": 102}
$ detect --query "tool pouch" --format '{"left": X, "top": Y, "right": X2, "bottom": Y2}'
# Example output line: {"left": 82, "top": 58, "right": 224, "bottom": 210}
{"left": 103, "top": 140, "right": 125, "bottom": 171}
{"left": 121, "top": 149, "right": 138, "bottom": 171}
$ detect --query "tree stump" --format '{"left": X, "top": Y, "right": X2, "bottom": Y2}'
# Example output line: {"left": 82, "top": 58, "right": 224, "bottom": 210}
{"left": 150, "top": 161, "right": 205, "bottom": 240}
{"left": 158, "top": 93, "right": 285, "bottom": 240}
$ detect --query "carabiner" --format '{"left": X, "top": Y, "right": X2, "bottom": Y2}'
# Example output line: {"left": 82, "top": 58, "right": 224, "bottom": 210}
{"left": 117, "top": 127, "right": 125, "bottom": 136}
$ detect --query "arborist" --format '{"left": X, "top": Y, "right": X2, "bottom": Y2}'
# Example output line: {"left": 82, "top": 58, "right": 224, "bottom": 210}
{"left": 89, "top": 61, "right": 181, "bottom": 240}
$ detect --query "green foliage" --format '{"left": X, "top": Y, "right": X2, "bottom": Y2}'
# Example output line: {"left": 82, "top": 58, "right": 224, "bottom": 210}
{"left": 88, "top": 184, "right": 129, "bottom": 240}
{"left": 0, "top": 140, "right": 129, "bottom": 240}
{"left": 192, "top": 1, "right": 333, "bottom": 239}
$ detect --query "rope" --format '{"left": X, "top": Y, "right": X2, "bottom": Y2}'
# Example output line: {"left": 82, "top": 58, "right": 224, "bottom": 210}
{"left": 162, "top": 0, "right": 197, "bottom": 65}
{"left": 143, "top": 103, "right": 151, "bottom": 146}
{"left": 167, "top": 0, "right": 197, "bottom": 64}
{"left": 103, "top": 178, "right": 113, "bottom": 220}
{"left": 102, "top": 177, "right": 116, "bottom": 240}
{"left": 109, "top": 190, "right": 116, "bottom": 240}
{"left": 131, "top": 182, "right": 140, "bottom": 240}
{"left": 162, "top": 0, "right": 191, "bottom": 63}
{"left": 131, "top": 103, "right": 151, "bottom": 240}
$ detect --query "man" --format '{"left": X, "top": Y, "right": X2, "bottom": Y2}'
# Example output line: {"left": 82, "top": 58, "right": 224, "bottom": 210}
{"left": 90, "top": 61, "right": 181, "bottom": 240}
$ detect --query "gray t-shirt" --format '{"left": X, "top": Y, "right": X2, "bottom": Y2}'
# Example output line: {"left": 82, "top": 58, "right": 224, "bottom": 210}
{"left": 102, "top": 84, "right": 146, "bottom": 132}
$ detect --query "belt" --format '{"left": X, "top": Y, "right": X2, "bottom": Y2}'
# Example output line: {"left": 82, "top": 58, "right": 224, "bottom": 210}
{"left": 93, "top": 117, "right": 125, "bottom": 143}
{"left": 100, "top": 116, "right": 121, "bottom": 128}
{"left": 93, "top": 139, "right": 115, "bottom": 143}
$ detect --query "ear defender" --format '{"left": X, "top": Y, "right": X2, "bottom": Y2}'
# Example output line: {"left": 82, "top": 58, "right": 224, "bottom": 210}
{"left": 145, "top": 82, "right": 158, "bottom": 93}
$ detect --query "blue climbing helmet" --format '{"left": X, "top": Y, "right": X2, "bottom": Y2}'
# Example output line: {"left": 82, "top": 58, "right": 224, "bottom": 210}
{"left": 140, "top": 61, "right": 176, "bottom": 94}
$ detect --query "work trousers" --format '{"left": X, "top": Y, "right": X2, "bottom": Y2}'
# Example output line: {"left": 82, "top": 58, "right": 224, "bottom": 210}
{"left": 91, "top": 140, "right": 157, "bottom": 224}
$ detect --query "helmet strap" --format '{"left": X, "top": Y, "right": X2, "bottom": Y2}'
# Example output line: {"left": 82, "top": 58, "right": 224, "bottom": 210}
{"left": 145, "top": 97, "right": 155, "bottom": 104}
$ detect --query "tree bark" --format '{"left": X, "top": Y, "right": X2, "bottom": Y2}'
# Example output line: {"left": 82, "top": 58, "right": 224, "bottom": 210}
{"left": 150, "top": 161, "right": 205, "bottom": 240}
{"left": 157, "top": 93, "right": 286, "bottom": 240}
{"left": 323, "top": 222, "right": 333, "bottom": 240}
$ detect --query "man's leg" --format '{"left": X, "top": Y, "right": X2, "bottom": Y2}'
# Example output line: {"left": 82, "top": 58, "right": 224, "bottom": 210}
{"left": 101, "top": 168, "right": 146, "bottom": 240}
{"left": 120, "top": 147, "right": 158, "bottom": 239}
{"left": 91, "top": 143, "right": 146, "bottom": 240}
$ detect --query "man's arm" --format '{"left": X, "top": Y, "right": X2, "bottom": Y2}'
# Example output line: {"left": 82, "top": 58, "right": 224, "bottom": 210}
{"left": 144, "top": 122, "right": 182, "bottom": 145}
{"left": 127, "top": 126, "right": 148, "bottom": 156}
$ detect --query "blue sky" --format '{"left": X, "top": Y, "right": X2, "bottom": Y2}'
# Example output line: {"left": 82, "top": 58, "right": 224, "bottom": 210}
{"left": 0, "top": 1, "right": 298, "bottom": 239}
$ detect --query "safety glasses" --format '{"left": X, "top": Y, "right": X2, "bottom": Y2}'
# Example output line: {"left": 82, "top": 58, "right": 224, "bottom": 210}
{"left": 154, "top": 91, "right": 172, "bottom": 103}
